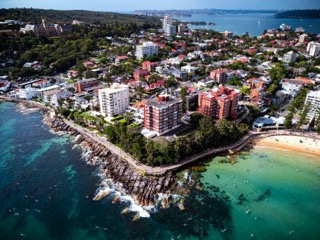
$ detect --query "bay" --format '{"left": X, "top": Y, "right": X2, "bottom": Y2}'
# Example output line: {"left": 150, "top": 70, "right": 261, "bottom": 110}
{"left": 1, "top": 101, "right": 320, "bottom": 240}
{"left": 175, "top": 13, "right": 320, "bottom": 36}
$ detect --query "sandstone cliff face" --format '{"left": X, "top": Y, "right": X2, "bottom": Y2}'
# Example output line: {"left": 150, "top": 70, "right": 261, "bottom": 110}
{"left": 49, "top": 117, "right": 177, "bottom": 206}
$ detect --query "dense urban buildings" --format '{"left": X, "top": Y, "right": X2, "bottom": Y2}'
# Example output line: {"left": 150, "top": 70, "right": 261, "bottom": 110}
{"left": 135, "top": 42, "right": 159, "bottom": 59}
{"left": 98, "top": 83, "right": 130, "bottom": 117}
{"left": 198, "top": 86, "right": 240, "bottom": 120}
{"left": 143, "top": 95, "right": 182, "bottom": 136}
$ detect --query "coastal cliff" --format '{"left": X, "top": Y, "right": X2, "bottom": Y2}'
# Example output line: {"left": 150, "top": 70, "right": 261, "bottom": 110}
{"left": 47, "top": 116, "right": 178, "bottom": 206}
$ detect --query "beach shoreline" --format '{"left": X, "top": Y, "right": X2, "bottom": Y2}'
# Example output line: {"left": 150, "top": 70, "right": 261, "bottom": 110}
{"left": 255, "top": 135, "right": 320, "bottom": 157}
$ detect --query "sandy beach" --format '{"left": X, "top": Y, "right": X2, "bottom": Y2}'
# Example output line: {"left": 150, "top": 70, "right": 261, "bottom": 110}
{"left": 255, "top": 135, "right": 320, "bottom": 157}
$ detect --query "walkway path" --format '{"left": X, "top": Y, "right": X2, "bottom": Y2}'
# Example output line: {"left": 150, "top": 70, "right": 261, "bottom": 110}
{"left": 65, "top": 118, "right": 320, "bottom": 176}
{"left": 2, "top": 96, "right": 319, "bottom": 176}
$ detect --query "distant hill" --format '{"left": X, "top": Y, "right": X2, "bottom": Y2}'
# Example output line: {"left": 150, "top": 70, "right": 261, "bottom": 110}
{"left": 275, "top": 9, "right": 320, "bottom": 19}
{"left": 0, "top": 8, "right": 161, "bottom": 26}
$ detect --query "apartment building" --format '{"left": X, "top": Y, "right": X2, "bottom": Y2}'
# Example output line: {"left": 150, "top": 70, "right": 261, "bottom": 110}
{"left": 143, "top": 96, "right": 182, "bottom": 136}
{"left": 198, "top": 86, "right": 240, "bottom": 120}
{"left": 20, "top": 19, "right": 72, "bottom": 37}
{"left": 74, "top": 78, "right": 99, "bottom": 93}
{"left": 210, "top": 69, "right": 227, "bottom": 83}
{"left": 307, "top": 41, "right": 320, "bottom": 57}
{"left": 98, "top": 83, "right": 130, "bottom": 117}
{"left": 135, "top": 42, "right": 158, "bottom": 59}
{"left": 304, "top": 90, "right": 320, "bottom": 121}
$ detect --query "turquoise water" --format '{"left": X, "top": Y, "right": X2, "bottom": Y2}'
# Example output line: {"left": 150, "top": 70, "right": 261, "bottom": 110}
{"left": 199, "top": 148, "right": 320, "bottom": 239}
{"left": 176, "top": 13, "right": 320, "bottom": 36}
{"left": 1, "top": 101, "right": 320, "bottom": 240}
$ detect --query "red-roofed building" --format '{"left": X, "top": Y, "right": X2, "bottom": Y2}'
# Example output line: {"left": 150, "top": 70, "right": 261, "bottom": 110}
{"left": 133, "top": 69, "right": 150, "bottom": 81}
{"left": 210, "top": 68, "right": 227, "bottom": 83}
{"left": 198, "top": 86, "right": 240, "bottom": 120}
{"left": 68, "top": 70, "right": 78, "bottom": 78}
{"left": 115, "top": 56, "right": 129, "bottom": 65}
{"left": 83, "top": 61, "right": 95, "bottom": 68}
{"left": 295, "top": 76, "right": 313, "bottom": 85}
{"left": 144, "top": 79, "right": 165, "bottom": 91}
{"left": 243, "top": 48, "right": 257, "bottom": 54}
{"left": 74, "top": 78, "right": 99, "bottom": 93}
{"left": 32, "top": 79, "right": 50, "bottom": 88}
{"left": 245, "top": 78, "right": 265, "bottom": 89}
{"left": 177, "top": 54, "right": 186, "bottom": 60}
{"left": 142, "top": 61, "right": 158, "bottom": 71}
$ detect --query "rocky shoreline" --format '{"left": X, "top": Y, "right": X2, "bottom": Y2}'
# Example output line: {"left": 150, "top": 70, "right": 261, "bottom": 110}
{"left": 46, "top": 115, "right": 178, "bottom": 207}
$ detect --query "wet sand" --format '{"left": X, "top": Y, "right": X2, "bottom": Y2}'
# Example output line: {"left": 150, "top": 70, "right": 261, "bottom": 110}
{"left": 256, "top": 135, "right": 320, "bottom": 157}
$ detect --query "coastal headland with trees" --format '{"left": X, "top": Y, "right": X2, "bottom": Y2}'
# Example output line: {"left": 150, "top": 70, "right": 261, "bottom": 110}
{"left": 1, "top": 7, "right": 320, "bottom": 210}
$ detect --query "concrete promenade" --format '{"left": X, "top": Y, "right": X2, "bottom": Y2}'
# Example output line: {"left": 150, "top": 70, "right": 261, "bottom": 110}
{"left": 2, "top": 96, "right": 319, "bottom": 176}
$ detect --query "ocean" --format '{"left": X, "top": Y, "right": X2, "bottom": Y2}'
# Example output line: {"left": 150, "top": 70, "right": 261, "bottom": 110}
{"left": 175, "top": 13, "right": 320, "bottom": 36}
{"left": 1, "top": 101, "right": 320, "bottom": 240}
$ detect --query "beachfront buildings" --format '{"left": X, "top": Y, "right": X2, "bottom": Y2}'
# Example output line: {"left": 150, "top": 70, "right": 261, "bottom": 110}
{"left": 98, "top": 83, "right": 130, "bottom": 118}
{"left": 198, "top": 86, "right": 240, "bottom": 120}
{"left": 304, "top": 90, "right": 320, "bottom": 121}
{"left": 135, "top": 42, "right": 158, "bottom": 59}
{"left": 307, "top": 42, "right": 320, "bottom": 57}
{"left": 143, "top": 96, "right": 182, "bottom": 136}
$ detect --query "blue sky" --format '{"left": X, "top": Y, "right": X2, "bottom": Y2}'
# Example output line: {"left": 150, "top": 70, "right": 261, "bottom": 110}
{"left": 1, "top": 0, "right": 320, "bottom": 11}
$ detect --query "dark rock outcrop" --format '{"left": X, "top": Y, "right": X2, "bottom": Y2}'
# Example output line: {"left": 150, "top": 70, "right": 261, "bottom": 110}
{"left": 49, "top": 117, "right": 177, "bottom": 206}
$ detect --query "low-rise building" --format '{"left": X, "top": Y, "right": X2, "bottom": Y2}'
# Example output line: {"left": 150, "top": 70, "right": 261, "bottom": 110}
{"left": 133, "top": 69, "right": 150, "bottom": 81}
{"left": 50, "top": 90, "right": 72, "bottom": 107}
{"left": 32, "top": 79, "right": 50, "bottom": 88}
{"left": 142, "top": 61, "right": 158, "bottom": 71}
{"left": 74, "top": 78, "right": 99, "bottom": 93}
{"left": 115, "top": 56, "right": 129, "bottom": 65}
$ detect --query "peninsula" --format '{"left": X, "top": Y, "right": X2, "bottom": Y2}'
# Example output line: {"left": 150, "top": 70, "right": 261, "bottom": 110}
{"left": 1, "top": 8, "right": 320, "bottom": 208}
{"left": 275, "top": 9, "right": 320, "bottom": 19}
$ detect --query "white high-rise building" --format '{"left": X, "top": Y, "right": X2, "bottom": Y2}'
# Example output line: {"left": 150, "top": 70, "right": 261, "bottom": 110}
{"left": 98, "top": 83, "right": 130, "bottom": 117}
{"left": 162, "top": 15, "right": 176, "bottom": 36}
{"left": 135, "top": 42, "right": 158, "bottom": 59}
{"left": 307, "top": 41, "right": 320, "bottom": 57}
{"left": 165, "top": 24, "right": 176, "bottom": 36}
{"left": 162, "top": 15, "right": 172, "bottom": 30}
{"left": 283, "top": 51, "right": 297, "bottom": 63}
{"left": 304, "top": 90, "right": 320, "bottom": 121}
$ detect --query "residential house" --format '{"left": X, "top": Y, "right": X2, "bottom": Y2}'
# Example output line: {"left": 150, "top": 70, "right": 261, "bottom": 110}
{"left": 133, "top": 69, "right": 150, "bottom": 81}
{"left": 115, "top": 56, "right": 129, "bottom": 65}
{"left": 142, "top": 61, "right": 158, "bottom": 71}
